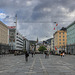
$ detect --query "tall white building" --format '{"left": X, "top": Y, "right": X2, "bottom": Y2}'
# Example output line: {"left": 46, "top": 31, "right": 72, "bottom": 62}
{"left": 16, "top": 32, "right": 23, "bottom": 50}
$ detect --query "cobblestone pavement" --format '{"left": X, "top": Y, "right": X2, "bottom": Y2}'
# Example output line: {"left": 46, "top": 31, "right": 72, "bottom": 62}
{"left": 0, "top": 54, "right": 75, "bottom": 75}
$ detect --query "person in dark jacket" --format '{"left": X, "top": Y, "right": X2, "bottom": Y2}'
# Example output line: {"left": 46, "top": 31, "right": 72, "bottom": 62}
{"left": 31, "top": 51, "right": 34, "bottom": 57}
{"left": 25, "top": 51, "right": 29, "bottom": 62}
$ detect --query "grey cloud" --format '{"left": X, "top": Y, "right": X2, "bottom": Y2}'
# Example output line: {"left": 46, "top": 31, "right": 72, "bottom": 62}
{"left": 0, "top": 0, "right": 75, "bottom": 41}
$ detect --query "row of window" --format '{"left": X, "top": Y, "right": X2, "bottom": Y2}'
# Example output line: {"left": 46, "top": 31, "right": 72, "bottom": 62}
{"left": 59, "top": 39, "right": 65, "bottom": 41}
{"left": 59, "top": 32, "right": 65, "bottom": 34}
{"left": 17, "top": 36, "right": 23, "bottom": 41}
{"left": 59, "top": 36, "right": 65, "bottom": 38}
{"left": 16, "top": 39, "right": 23, "bottom": 43}
{"left": 59, "top": 42, "right": 65, "bottom": 44}
{"left": 16, "top": 46, "right": 23, "bottom": 48}
{"left": 16, "top": 43, "right": 23, "bottom": 46}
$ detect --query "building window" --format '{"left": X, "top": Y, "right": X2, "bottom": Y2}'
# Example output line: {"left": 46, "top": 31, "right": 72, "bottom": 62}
{"left": 63, "top": 42, "right": 65, "bottom": 44}
{"left": 59, "top": 42, "right": 61, "bottom": 44}
{"left": 59, "top": 39, "right": 61, "bottom": 41}
{"left": 59, "top": 36, "right": 61, "bottom": 38}
{"left": 10, "top": 36, "right": 14, "bottom": 38}
{"left": 59, "top": 32, "right": 61, "bottom": 34}
{"left": 63, "top": 32, "right": 64, "bottom": 34}
{"left": 63, "top": 39, "right": 65, "bottom": 41}
{"left": 63, "top": 36, "right": 64, "bottom": 38}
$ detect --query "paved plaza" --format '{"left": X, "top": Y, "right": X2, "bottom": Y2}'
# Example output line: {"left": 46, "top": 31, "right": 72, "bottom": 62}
{"left": 0, "top": 54, "right": 75, "bottom": 75}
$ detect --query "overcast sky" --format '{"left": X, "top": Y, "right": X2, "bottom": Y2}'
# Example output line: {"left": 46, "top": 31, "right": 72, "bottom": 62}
{"left": 0, "top": 0, "right": 75, "bottom": 41}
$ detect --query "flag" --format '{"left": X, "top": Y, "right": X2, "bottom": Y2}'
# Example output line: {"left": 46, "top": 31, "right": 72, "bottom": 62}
{"left": 55, "top": 46, "right": 57, "bottom": 50}
{"left": 56, "top": 24, "right": 58, "bottom": 26}
{"left": 54, "top": 27, "right": 55, "bottom": 30}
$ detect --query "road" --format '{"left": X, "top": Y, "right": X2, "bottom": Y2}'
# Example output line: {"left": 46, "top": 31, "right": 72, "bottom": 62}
{"left": 0, "top": 54, "right": 75, "bottom": 75}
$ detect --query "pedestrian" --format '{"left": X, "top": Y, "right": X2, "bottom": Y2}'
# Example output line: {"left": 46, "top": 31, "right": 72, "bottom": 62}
{"left": 14, "top": 51, "right": 17, "bottom": 56}
{"left": 25, "top": 51, "right": 29, "bottom": 62}
{"left": 32, "top": 52, "right": 34, "bottom": 57}
{"left": 63, "top": 52, "right": 65, "bottom": 57}
{"left": 60, "top": 53, "right": 63, "bottom": 58}
{"left": 45, "top": 52, "right": 47, "bottom": 58}
{"left": 34, "top": 51, "right": 35, "bottom": 55}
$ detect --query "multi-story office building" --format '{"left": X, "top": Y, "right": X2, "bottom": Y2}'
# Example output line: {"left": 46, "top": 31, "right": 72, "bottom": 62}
{"left": 54, "top": 27, "right": 67, "bottom": 54}
{"left": 8, "top": 26, "right": 24, "bottom": 53}
{"left": 67, "top": 21, "right": 75, "bottom": 54}
{"left": 0, "top": 21, "right": 10, "bottom": 54}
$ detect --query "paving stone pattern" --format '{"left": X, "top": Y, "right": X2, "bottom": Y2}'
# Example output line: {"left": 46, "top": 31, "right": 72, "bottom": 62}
{"left": 0, "top": 54, "right": 75, "bottom": 75}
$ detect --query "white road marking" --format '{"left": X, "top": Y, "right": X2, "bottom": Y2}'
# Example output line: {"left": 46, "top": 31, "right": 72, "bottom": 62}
{"left": 25, "top": 58, "right": 36, "bottom": 74}
{"left": 39, "top": 57, "right": 48, "bottom": 75}
{"left": 30, "top": 58, "right": 36, "bottom": 70}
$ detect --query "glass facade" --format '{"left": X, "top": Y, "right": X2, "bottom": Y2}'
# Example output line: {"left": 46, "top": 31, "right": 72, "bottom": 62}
{"left": 67, "top": 22, "right": 75, "bottom": 45}
{"left": 67, "top": 21, "right": 75, "bottom": 54}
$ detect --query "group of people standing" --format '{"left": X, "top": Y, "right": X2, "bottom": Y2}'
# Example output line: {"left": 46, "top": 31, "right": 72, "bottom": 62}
{"left": 60, "top": 52, "right": 65, "bottom": 57}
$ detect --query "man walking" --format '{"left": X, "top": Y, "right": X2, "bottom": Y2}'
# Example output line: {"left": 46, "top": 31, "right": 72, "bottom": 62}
{"left": 25, "top": 51, "right": 29, "bottom": 62}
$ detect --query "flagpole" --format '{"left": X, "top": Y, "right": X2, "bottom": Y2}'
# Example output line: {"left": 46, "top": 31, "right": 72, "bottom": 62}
{"left": 14, "top": 14, "right": 17, "bottom": 31}
{"left": 15, "top": 14, "right": 17, "bottom": 50}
